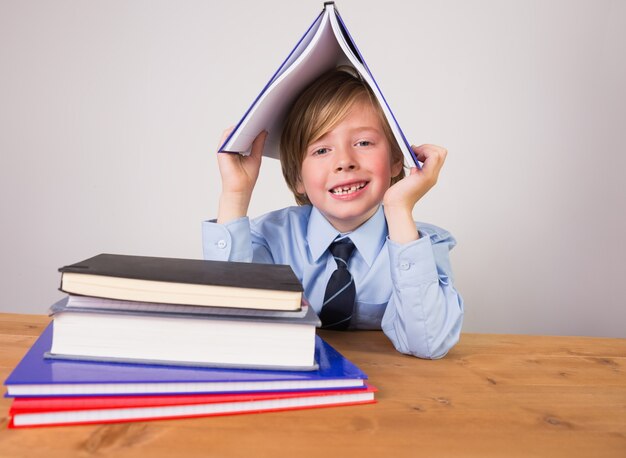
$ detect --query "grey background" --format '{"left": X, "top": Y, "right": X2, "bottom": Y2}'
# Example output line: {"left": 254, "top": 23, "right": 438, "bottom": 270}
{"left": 1, "top": 0, "right": 625, "bottom": 337}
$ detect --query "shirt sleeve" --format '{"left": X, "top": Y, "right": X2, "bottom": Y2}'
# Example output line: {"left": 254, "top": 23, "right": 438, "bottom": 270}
{"left": 381, "top": 229, "right": 464, "bottom": 359}
{"left": 201, "top": 217, "right": 274, "bottom": 264}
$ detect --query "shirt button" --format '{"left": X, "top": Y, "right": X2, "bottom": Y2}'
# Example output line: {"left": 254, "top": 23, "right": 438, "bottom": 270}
{"left": 217, "top": 240, "right": 227, "bottom": 249}
{"left": 399, "top": 261, "right": 410, "bottom": 271}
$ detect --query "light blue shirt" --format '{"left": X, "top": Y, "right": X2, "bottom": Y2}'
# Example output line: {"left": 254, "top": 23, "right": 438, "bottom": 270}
{"left": 202, "top": 205, "right": 464, "bottom": 359}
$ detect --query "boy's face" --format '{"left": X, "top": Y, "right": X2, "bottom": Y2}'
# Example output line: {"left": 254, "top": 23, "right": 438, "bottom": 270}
{"left": 296, "top": 100, "right": 403, "bottom": 233}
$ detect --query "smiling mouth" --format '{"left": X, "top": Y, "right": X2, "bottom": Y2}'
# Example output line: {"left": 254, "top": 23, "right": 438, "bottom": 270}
{"left": 329, "top": 181, "right": 368, "bottom": 196}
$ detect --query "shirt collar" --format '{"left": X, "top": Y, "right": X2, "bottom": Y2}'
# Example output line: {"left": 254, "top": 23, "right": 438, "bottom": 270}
{"left": 306, "top": 205, "right": 387, "bottom": 267}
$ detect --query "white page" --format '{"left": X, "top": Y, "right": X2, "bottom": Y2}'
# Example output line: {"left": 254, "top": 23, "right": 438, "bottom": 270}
{"left": 66, "top": 295, "right": 309, "bottom": 318}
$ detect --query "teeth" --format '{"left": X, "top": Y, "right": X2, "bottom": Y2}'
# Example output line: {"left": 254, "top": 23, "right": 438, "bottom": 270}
{"left": 331, "top": 182, "right": 366, "bottom": 195}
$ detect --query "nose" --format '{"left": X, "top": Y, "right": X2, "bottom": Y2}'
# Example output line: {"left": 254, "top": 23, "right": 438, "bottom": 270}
{"left": 334, "top": 148, "right": 358, "bottom": 172}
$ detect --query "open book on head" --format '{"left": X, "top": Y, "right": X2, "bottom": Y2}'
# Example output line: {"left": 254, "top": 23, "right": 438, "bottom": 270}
{"left": 219, "top": 1, "right": 418, "bottom": 167}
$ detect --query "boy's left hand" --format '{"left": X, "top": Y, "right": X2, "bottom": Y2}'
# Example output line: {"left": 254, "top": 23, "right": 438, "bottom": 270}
{"left": 383, "top": 144, "right": 447, "bottom": 211}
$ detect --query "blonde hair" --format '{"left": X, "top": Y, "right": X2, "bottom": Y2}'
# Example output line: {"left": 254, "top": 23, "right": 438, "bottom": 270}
{"left": 280, "top": 66, "right": 406, "bottom": 205}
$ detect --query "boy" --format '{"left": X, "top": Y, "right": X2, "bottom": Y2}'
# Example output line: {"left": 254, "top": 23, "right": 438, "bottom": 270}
{"left": 203, "top": 67, "right": 463, "bottom": 359}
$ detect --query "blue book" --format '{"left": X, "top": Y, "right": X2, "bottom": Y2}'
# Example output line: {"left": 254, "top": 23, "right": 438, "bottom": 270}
{"left": 4, "top": 323, "right": 368, "bottom": 397}
{"left": 219, "top": 2, "right": 418, "bottom": 167}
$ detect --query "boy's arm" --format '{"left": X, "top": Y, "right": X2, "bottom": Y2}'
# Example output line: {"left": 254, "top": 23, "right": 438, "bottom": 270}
{"left": 381, "top": 144, "right": 462, "bottom": 358}
{"left": 381, "top": 228, "right": 464, "bottom": 359}
{"left": 216, "top": 129, "right": 267, "bottom": 224}
{"left": 202, "top": 217, "right": 274, "bottom": 264}
{"left": 203, "top": 129, "right": 274, "bottom": 263}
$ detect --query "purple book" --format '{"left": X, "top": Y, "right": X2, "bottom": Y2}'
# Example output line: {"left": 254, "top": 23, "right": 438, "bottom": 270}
{"left": 4, "top": 323, "right": 368, "bottom": 397}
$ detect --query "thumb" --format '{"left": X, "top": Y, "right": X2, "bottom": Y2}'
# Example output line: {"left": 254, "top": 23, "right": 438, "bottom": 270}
{"left": 250, "top": 130, "right": 268, "bottom": 159}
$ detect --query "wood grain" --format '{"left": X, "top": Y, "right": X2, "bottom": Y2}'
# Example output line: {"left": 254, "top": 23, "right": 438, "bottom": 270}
{"left": 1, "top": 314, "right": 624, "bottom": 458}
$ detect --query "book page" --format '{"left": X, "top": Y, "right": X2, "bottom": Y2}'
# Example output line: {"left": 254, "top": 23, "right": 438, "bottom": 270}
{"left": 66, "top": 296, "right": 309, "bottom": 319}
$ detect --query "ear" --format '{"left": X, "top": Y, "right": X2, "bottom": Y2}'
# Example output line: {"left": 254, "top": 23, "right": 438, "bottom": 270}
{"left": 391, "top": 158, "right": 404, "bottom": 178}
{"left": 295, "top": 178, "right": 306, "bottom": 195}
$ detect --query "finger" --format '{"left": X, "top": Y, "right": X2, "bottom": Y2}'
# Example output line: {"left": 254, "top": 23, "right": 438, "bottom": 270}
{"left": 411, "top": 144, "right": 447, "bottom": 162}
{"left": 411, "top": 145, "right": 447, "bottom": 173}
{"left": 249, "top": 130, "right": 268, "bottom": 160}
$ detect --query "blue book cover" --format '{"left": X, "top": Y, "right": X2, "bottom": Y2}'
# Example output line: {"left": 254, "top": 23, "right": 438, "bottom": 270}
{"left": 4, "top": 323, "right": 368, "bottom": 397}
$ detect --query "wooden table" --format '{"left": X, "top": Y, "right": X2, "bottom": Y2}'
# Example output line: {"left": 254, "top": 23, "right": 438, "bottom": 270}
{"left": 1, "top": 313, "right": 625, "bottom": 458}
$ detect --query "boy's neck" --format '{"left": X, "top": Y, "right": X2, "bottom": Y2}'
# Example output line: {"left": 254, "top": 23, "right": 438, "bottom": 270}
{"left": 317, "top": 204, "right": 382, "bottom": 234}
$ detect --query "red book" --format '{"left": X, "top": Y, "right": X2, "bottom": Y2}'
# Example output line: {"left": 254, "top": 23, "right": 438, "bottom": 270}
{"left": 8, "top": 385, "right": 377, "bottom": 428}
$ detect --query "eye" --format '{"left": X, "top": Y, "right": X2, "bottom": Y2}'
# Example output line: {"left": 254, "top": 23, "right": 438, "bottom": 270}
{"left": 312, "top": 147, "right": 330, "bottom": 156}
{"left": 356, "top": 140, "right": 372, "bottom": 147}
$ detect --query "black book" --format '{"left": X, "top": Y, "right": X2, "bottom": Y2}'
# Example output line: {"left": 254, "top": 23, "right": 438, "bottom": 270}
{"left": 59, "top": 253, "right": 303, "bottom": 311}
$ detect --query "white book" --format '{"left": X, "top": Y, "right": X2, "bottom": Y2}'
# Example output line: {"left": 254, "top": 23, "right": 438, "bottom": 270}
{"left": 47, "top": 298, "right": 320, "bottom": 371}
{"left": 220, "top": 2, "right": 417, "bottom": 167}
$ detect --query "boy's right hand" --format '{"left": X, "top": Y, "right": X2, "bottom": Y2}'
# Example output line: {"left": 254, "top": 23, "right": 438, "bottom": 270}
{"left": 216, "top": 129, "right": 268, "bottom": 224}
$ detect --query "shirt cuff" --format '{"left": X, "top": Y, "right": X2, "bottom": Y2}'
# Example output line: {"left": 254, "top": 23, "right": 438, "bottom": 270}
{"left": 387, "top": 233, "right": 439, "bottom": 287}
{"left": 202, "top": 217, "right": 252, "bottom": 262}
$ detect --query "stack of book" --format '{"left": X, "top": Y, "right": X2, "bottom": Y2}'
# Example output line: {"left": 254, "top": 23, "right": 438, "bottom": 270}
{"left": 3, "top": 253, "right": 376, "bottom": 428}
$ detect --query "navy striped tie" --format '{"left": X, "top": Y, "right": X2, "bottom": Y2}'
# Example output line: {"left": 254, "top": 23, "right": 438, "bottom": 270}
{"left": 320, "top": 238, "right": 356, "bottom": 330}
